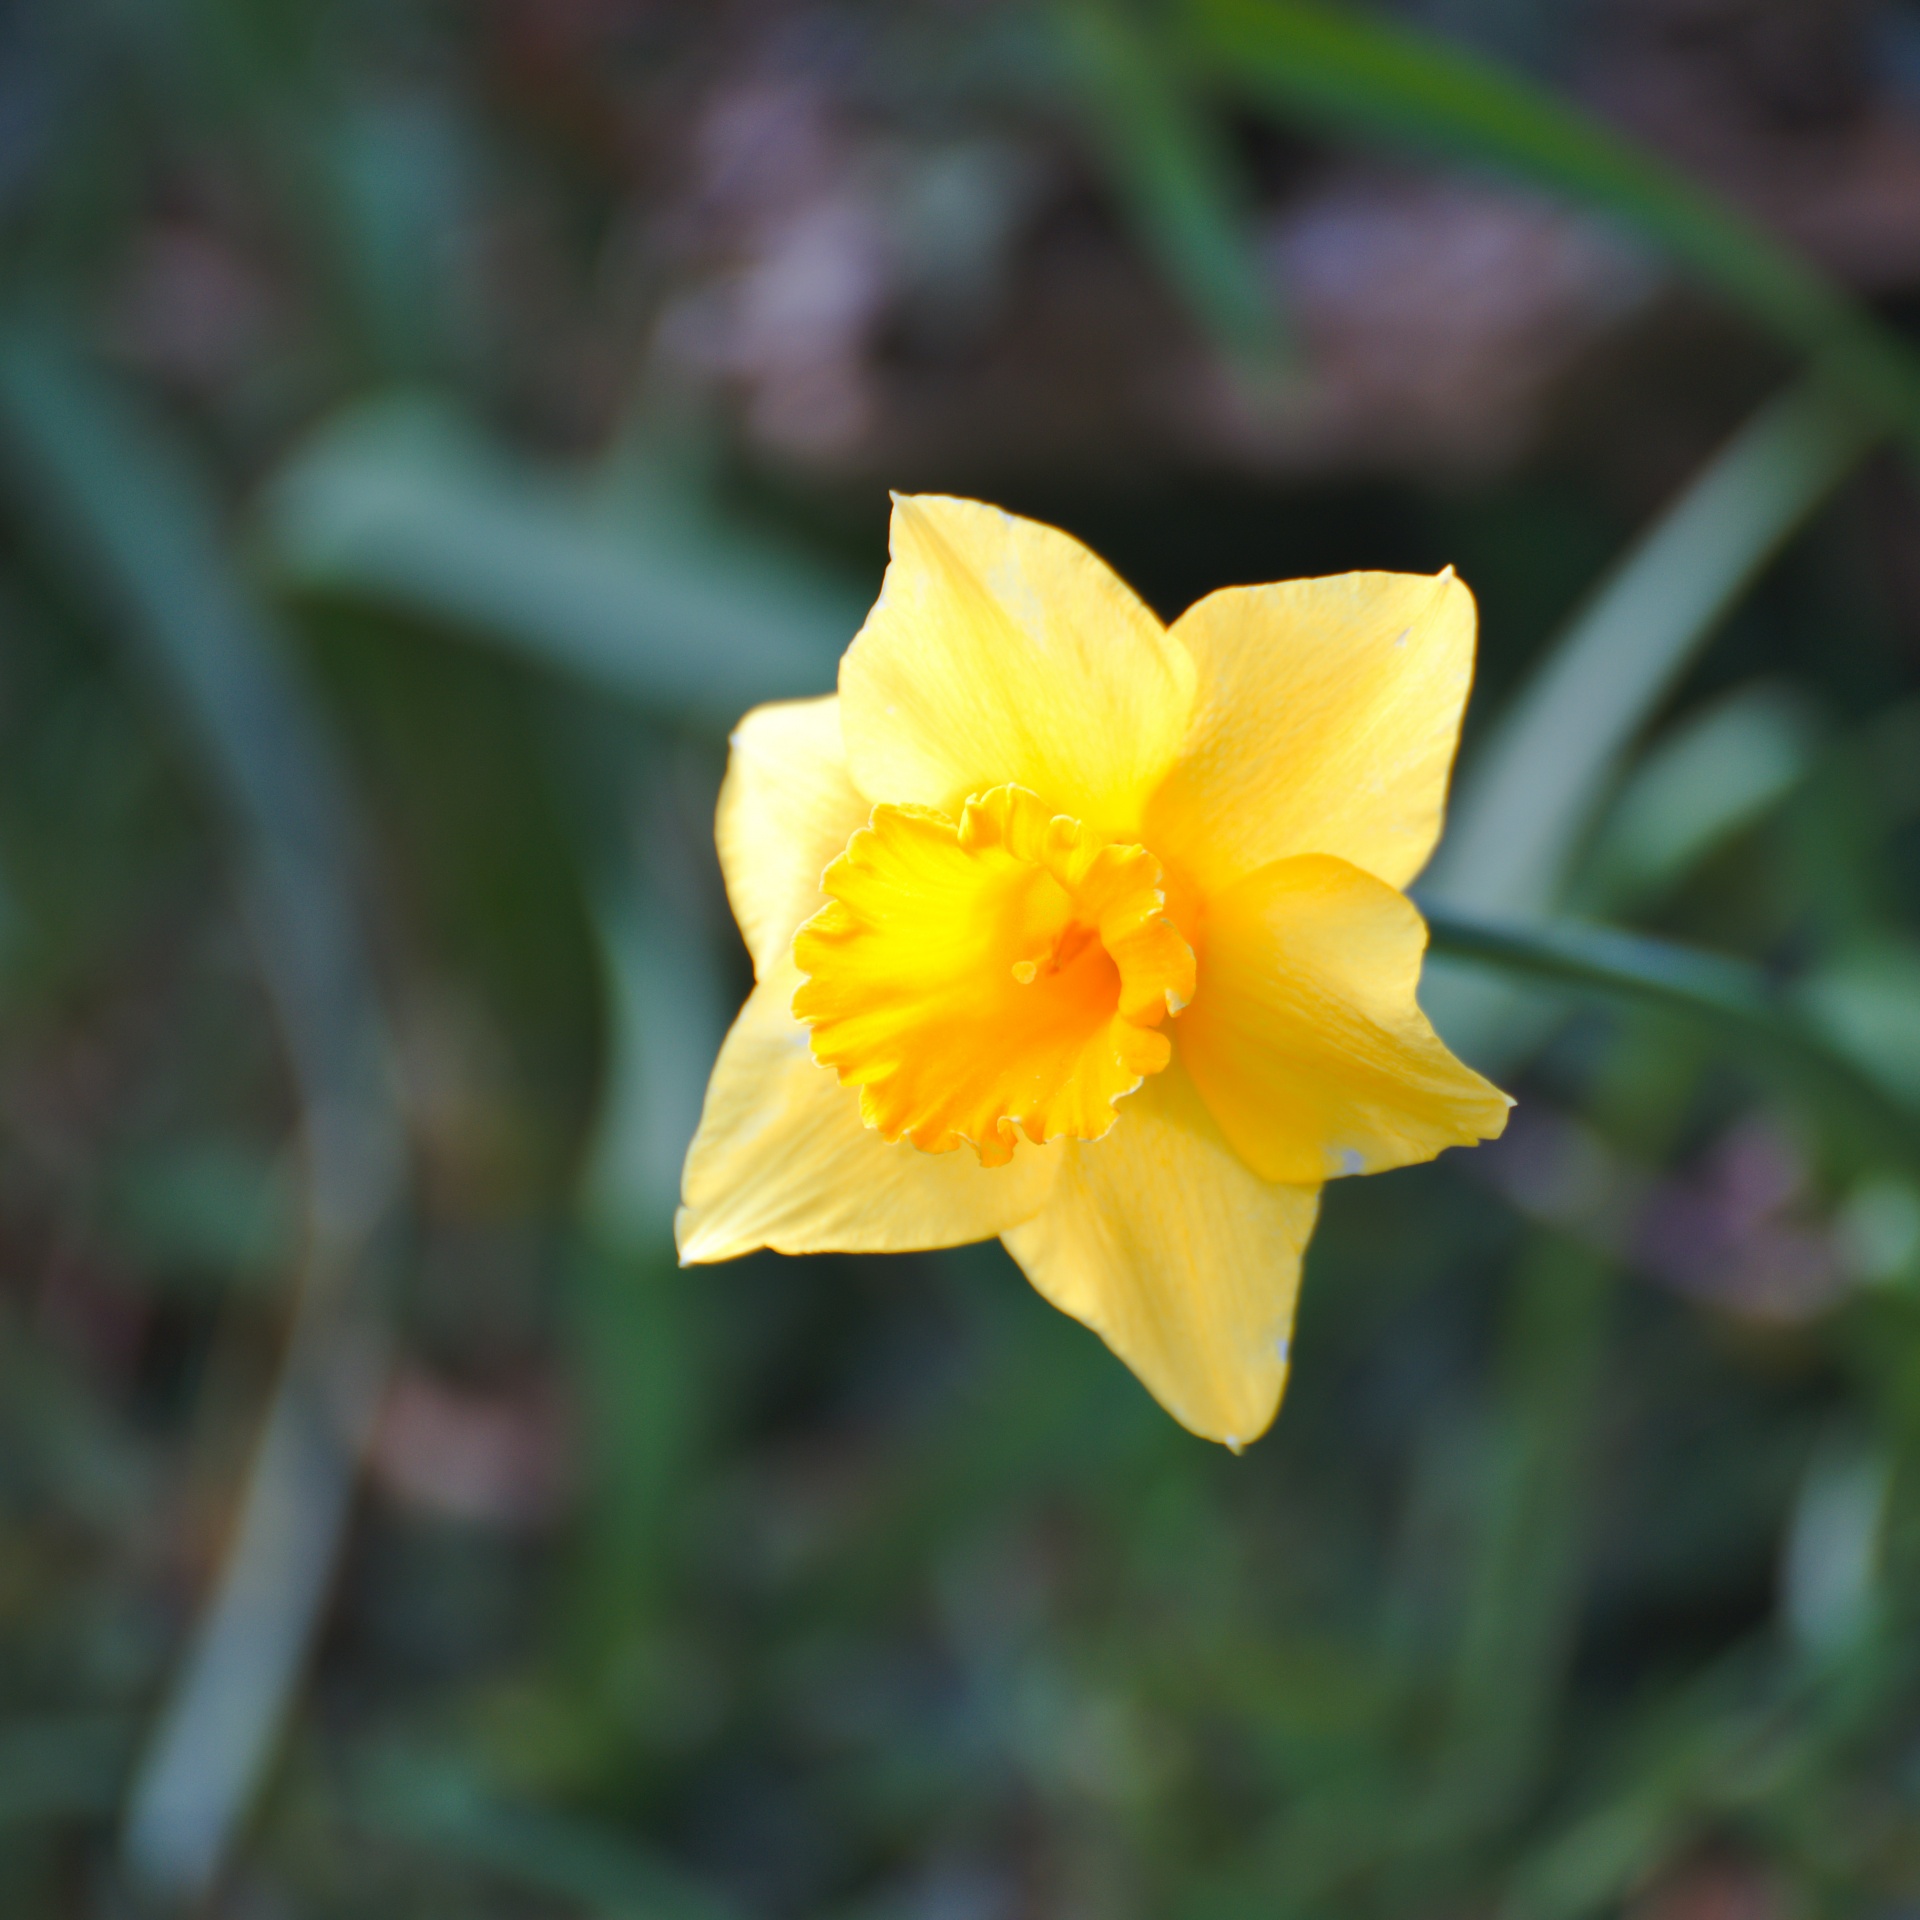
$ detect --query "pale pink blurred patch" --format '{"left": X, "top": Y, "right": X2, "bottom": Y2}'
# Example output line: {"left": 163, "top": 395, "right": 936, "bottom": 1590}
{"left": 1217, "top": 172, "right": 1652, "bottom": 476}
{"left": 659, "top": 77, "right": 891, "bottom": 457}
{"left": 1627, "top": 1854, "right": 1794, "bottom": 1920}
{"left": 1478, "top": 1104, "right": 1846, "bottom": 1322}
{"left": 368, "top": 1365, "right": 573, "bottom": 1532}
{"left": 1635, "top": 1115, "right": 1843, "bottom": 1320}
{"left": 109, "top": 223, "right": 280, "bottom": 392}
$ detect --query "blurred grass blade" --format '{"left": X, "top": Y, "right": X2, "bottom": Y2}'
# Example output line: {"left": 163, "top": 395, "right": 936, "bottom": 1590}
{"left": 1441, "top": 1238, "right": 1612, "bottom": 1831}
{"left": 1571, "top": 682, "right": 1819, "bottom": 916}
{"left": 576, "top": 778, "right": 729, "bottom": 1246}
{"left": 0, "top": 322, "right": 404, "bottom": 1902}
{"left": 1498, "top": 1650, "right": 1804, "bottom": 1920}
{"left": 1781, "top": 1438, "right": 1888, "bottom": 1657}
{"left": 1420, "top": 903, "right": 1920, "bottom": 1168}
{"left": 1181, "top": 0, "right": 1920, "bottom": 453}
{"left": 353, "top": 1750, "right": 744, "bottom": 1920}
{"left": 582, "top": 862, "right": 719, "bottom": 1241}
{"left": 1058, "top": 0, "right": 1290, "bottom": 371}
{"left": 321, "top": 93, "right": 477, "bottom": 381}
{"left": 261, "top": 395, "right": 866, "bottom": 724}
{"left": 540, "top": 702, "right": 729, "bottom": 1243}
{"left": 563, "top": 1232, "right": 710, "bottom": 1678}
{"left": 1425, "top": 380, "right": 1865, "bottom": 1070}
{"left": 1800, "top": 940, "right": 1920, "bottom": 1111}
{"left": 1429, "top": 377, "right": 1872, "bottom": 923}
{"left": 560, "top": 731, "right": 725, "bottom": 1666}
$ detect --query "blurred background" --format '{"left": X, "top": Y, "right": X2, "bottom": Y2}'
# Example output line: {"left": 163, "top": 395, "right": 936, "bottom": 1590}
{"left": 9, "top": 1, "right": 1920, "bottom": 1914}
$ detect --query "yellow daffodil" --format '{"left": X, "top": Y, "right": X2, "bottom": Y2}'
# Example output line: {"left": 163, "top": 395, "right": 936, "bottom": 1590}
{"left": 676, "top": 495, "right": 1511, "bottom": 1447}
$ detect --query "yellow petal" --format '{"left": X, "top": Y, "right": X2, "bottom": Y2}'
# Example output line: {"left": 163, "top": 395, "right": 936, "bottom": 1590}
{"left": 677, "top": 955, "right": 1058, "bottom": 1263}
{"left": 792, "top": 787, "right": 1192, "bottom": 1167}
{"left": 1178, "top": 854, "right": 1512, "bottom": 1184}
{"left": 717, "top": 696, "right": 871, "bottom": 980}
{"left": 1146, "top": 571, "right": 1475, "bottom": 895}
{"left": 1002, "top": 1065, "right": 1321, "bottom": 1447}
{"left": 839, "top": 495, "right": 1197, "bottom": 838}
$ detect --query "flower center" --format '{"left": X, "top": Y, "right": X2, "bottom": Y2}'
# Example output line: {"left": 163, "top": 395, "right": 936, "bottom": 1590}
{"left": 792, "top": 785, "right": 1195, "bottom": 1167}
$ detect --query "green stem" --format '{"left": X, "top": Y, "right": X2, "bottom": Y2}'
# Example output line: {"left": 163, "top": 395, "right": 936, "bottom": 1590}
{"left": 1420, "top": 903, "right": 1920, "bottom": 1168}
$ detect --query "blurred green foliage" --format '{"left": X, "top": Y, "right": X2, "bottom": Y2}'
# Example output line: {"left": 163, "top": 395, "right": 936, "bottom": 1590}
{"left": 7, "top": 1, "right": 1920, "bottom": 1916}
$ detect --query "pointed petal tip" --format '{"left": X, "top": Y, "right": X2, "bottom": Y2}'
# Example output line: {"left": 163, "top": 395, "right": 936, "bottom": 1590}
{"left": 1185, "top": 1396, "right": 1283, "bottom": 1449}
{"left": 844, "top": 494, "right": 1193, "bottom": 833}
{"left": 1151, "top": 571, "right": 1477, "bottom": 894}
{"left": 673, "top": 1207, "right": 726, "bottom": 1267}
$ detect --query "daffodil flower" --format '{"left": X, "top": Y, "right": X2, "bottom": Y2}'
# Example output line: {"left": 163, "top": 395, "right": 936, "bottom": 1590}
{"left": 677, "top": 495, "right": 1511, "bottom": 1447}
